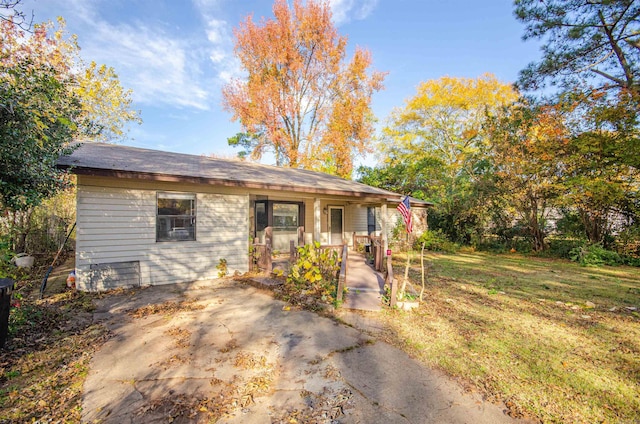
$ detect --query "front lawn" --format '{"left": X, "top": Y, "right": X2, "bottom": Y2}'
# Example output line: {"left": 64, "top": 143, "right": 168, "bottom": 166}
{"left": 380, "top": 252, "right": 640, "bottom": 423}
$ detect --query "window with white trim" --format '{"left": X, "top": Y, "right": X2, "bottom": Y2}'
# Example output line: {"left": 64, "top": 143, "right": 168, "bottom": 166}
{"left": 156, "top": 192, "right": 196, "bottom": 241}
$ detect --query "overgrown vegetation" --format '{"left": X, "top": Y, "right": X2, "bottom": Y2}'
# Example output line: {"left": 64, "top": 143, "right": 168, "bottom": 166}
{"left": 0, "top": 259, "right": 108, "bottom": 422}
{"left": 1, "top": 8, "right": 138, "bottom": 257}
{"left": 413, "top": 230, "right": 459, "bottom": 253}
{"left": 279, "top": 242, "right": 341, "bottom": 309}
{"left": 378, "top": 251, "right": 640, "bottom": 423}
{"left": 359, "top": 0, "right": 639, "bottom": 260}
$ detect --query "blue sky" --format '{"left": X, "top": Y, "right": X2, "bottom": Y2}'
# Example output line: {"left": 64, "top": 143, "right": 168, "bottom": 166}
{"left": 21, "top": 0, "right": 541, "bottom": 166}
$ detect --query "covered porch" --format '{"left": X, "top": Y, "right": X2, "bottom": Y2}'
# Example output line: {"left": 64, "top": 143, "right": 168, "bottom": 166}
{"left": 251, "top": 228, "right": 389, "bottom": 311}
{"left": 249, "top": 195, "right": 393, "bottom": 253}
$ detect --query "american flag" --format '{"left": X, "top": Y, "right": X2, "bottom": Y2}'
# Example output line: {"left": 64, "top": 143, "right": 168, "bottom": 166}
{"left": 397, "top": 196, "right": 412, "bottom": 233}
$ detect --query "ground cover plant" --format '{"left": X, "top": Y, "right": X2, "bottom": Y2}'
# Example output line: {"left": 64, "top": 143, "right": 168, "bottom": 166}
{"left": 380, "top": 251, "right": 640, "bottom": 423}
{"left": 0, "top": 257, "right": 108, "bottom": 422}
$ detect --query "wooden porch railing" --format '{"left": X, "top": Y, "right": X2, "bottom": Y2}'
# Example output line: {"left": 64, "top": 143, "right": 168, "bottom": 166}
{"left": 370, "top": 235, "right": 384, "bottom": 272}
{"left": 251, "top": 226, "right": 272, "bottom": 272}
{"left": 352, "top": 233, "right": 370, "bottom": 251}
{"left": 335, "top": 244, "right": 348, "bottom": 305}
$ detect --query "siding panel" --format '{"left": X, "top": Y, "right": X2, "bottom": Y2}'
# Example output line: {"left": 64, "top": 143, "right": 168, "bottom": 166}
{"left": 76, "top": 184, "right": 249, "bottom": 291}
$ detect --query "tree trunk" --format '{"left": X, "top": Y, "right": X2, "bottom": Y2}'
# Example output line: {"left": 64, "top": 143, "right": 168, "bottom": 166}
{"left": 526, "top": 193, "right": 546, "bottom": 252}
{"left": 580, "top": 209, "right": 606, "bottom": 244}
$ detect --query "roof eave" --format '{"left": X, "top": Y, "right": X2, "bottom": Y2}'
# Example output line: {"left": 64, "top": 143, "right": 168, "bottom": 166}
{"left": 65, "top": 166, "right": 399, "bottom": 201}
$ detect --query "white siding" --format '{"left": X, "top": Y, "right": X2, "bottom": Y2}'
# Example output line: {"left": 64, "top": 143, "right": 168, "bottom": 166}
{"left": 348, "top": 205, "right": 368, "bottom": 232}
{"left": 76, "top": 185, "right": 249, "bottom": 291}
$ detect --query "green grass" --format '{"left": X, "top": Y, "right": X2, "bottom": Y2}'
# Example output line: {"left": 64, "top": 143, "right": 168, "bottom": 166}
{"left": 380, "top": 251, "right": 640, "bottom": 423}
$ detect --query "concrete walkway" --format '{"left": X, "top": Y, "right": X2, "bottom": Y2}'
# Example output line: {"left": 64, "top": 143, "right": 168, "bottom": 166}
{"left": 83, "top": 281, "right": 524, "bottom": 423}
{"left": 342, "top": 251, "right": 385, "bottom": 312}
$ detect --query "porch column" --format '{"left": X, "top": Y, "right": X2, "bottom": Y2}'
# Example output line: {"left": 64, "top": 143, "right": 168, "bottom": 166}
{"left": 314, "top": 198, "right": 321, "bottom": 243}
{"left": 381, "top": 203, "right": 388, "bottom": 255}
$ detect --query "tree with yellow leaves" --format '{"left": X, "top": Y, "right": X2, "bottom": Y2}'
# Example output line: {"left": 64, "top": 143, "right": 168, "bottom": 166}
{"left": 371, "top": 74, "right": 517, "bottom": 243}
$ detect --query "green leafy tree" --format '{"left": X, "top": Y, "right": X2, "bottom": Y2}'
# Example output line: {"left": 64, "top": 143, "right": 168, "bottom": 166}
{"left": 515, "top": 0, "right": 640, "bottom": 95}
{"left": 559, "top": 90, "right": 639, "bottom": 244}
{"left": 516, "top": 0, "right": 640, "bottom": 250}
{"left": 0, "top": 19, "right": 139, "bottom": 209}
{"left": 1, "top": 18, "right": 139, "bottom": 250}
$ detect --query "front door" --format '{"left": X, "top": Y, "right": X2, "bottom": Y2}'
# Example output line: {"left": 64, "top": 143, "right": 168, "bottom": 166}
{"left": 329, "top": 206, "right": 344, "bottom": 245}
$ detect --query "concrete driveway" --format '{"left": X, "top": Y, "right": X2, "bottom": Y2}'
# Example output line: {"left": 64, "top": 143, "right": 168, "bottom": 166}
{"left": 83, "top": 280, "right": 521, "bottom": 423}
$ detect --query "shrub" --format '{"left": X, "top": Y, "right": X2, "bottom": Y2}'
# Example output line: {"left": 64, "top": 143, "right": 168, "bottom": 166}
{"left": 414, "top": 230, "right": 459, "bottom": 253}
{"left": 569, "top": 243, "right": 622, "bottom": 267}
{"left": 286, "top": 242, "right": 341, "bottom": 305}
{"left": 621, "top": 256, "right": 640, "bottom": 267}
{"left": 545, "top": 238, "right": 585, "bottom": 259}
{"left": 216, "top": 258, "right": 228, "bottom": 278}
{"left": 0, "top": 239, "right": 24, "bottom": 280}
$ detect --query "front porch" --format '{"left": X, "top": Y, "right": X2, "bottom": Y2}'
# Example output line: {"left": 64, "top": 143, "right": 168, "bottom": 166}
{"left": 251, "top": 229, "right": 387, "bottom": 311}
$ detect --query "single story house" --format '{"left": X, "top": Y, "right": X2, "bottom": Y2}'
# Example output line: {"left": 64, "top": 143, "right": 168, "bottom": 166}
{"left": 58, "top": 142, "right": 430, "bottom": 291}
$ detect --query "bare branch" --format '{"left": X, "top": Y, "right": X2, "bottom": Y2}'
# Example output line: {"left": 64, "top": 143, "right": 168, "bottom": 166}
{"left": 0, "top": 0, "right": 33, "bottom": 31}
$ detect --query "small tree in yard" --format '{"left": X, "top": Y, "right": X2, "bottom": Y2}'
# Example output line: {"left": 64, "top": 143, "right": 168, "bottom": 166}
{"left": 485, "top": 100, "right": 568, "bottom": 252}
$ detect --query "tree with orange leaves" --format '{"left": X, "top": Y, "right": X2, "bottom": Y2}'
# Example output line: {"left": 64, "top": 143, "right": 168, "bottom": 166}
{"left": 222, "top": 0, "right": 385, "bottom": 178}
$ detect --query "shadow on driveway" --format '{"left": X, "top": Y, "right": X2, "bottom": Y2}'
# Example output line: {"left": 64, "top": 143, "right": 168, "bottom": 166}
{"left": 83, "top": 280, "right": 522, "bottom": 423}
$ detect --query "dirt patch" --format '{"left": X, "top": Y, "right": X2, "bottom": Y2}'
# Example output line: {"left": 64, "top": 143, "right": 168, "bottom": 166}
{"left": 0, "top": 269, "right": 110, "bottom": 422}
{"left": 128, "top": 298, "right": 205, "bottom": 318}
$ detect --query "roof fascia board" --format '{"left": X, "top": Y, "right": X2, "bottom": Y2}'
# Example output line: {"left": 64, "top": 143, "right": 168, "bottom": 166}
{"left": 68, "top": 167, "right": 396, "bottom": 201}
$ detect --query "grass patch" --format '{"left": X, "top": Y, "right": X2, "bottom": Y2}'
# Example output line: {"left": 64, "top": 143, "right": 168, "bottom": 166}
{"left": 380, "top": 251, "right": 640, "bottom": 423}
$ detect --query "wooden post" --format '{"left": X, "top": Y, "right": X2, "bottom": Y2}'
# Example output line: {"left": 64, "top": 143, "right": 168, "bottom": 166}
{"left": 381, "top": 203, "right": 388, "bottom": 259}
{"left": 265, "top": 226, "right": 273, "bottom": 273}
{"left": 313, "top": 198, "right": 321, "bottom": 243}
{"left": 336, "top": 244, "right": 348, "bottom": 306}
{"left": 387, "top": 252, "right": 397, "bottom": 307}
{"left": 297, "top": 226, "right": 304, "bottom": 247}
{"left": 251, "top": 237, "right": 258, "bottom": 272}
{"left": 290, "top": 240, "right": 295, "bottom": 261}
{"left": 419, "top": 242, "right": 426, "bottom": 301}
{"left": 376, "top": 240, "right": 384, "bottom": 272}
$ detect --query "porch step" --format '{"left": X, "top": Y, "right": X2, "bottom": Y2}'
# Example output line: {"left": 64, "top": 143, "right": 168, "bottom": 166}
{"left": 346, "top": 287, "right": 382, "bottom": 293}
{"left": 342, "top": 289, "right": 382, "bottom": 312}
{"left": 341, "top": 251, "right": 385, "bottom": 312}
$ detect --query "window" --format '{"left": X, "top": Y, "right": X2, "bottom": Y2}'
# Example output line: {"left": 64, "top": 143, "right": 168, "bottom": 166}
{"left": 254, "top": 200, "right": 304, "bottom": 250}
{"left": 273, "top": 203, "right": 299, "bottom": 229}
{"left": 367, "top": 207, "right": 376, "bottom": 235}
{"left": 157, "top": 192, "right": 196, "bottom": 241}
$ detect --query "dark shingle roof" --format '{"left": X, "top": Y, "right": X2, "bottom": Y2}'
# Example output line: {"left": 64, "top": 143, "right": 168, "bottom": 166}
{"left": 58, "top": 142, "right": 412, "bottom": 201}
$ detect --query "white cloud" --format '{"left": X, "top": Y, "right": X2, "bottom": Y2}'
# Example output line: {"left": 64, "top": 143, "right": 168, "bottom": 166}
{"left": 24, "top": 0, "right": 216, "bottom": 110}
{"left": 209, "top": 49, "right": 226, "bottom": 63}
{"left": 205, "top": 18, "right": 228, "bottom": 44}
{"left": 83, "top": 21, "right": 211, "bottom": 110}
{"left": 193, "top": 2, "right": 243, "bottom": 84}
{"left": 328, "top": 0, "right": 378, "bottom": 25}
